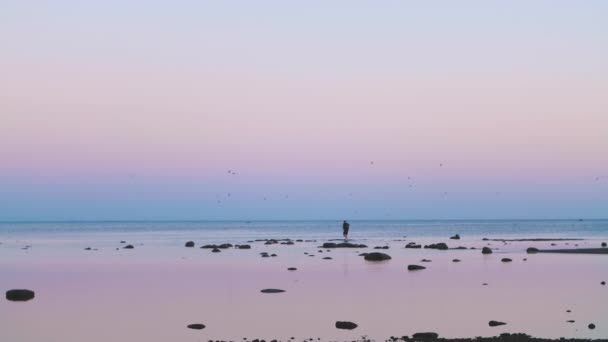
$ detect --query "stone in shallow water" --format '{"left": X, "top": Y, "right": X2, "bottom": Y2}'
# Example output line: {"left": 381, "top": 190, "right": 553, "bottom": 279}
{"left": 527, "top": 247, "right": 539, "bottom": 254}
{"left": 407, "top": 265, "right": 426, "bottom": 271}
{"left": 489, "top": 320, "right": 506, "bottom": 327}
{"left": 412, "top": 332, "right": 438, "bottom": 341}
{"left": 589, "top": 323, "right": 596, "bottom": 329}
{"left": 260, "top": 289, "right": 285, "bottom": 294}
{"left": 287, "top": 267, "right": 297, "bottom": 271}
{"left": 501, "top": 258, "right": 512, "bottom": 262}
{"left": 364, "top": 252, "right": 391, "bottom": 261}
{"left": 123, "top": 245, "right": 134, "bottom": 249}
{"left": 335, "top": 321, "right": 358, "bottom": 330}
{"left": 185, "top": 241, "right": 195, "bottom": 247}
{"left": 212, "top": 248, "right": 221, "bottom": 253}
{"left": 6, "top": 289, "right": 35, "bottom": 302}
{"left": 187, "top": 323, "right": 205, "bottom": 330}
{"left": 482, "top": 247, "right": 493, "bottom": 254}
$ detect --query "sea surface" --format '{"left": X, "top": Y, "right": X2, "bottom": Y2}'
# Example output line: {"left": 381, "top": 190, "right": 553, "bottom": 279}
{"left": 1, "top": 220, "right": 607, "bottom": 341}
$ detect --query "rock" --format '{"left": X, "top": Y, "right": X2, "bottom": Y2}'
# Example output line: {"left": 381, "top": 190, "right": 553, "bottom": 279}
{"left": 120, "top": 241, "right": 126, "bottom": 243}
{"left": 601, "top": 281, "right": 605, "bottom": 285}
{"left": 237, "top": 245, "right": 251, "bottom": 249}
{"left": 322, "top": 257, "right": 332, "bottom": 260}
{"left": 374, "top": 246, "right": 389, "bottom": 249}
{"left": 589, "top": 323, "right": 596, "bottom": 330}
{"left": 123, "top": 245, "right": 134, "bottom": 249}
{"left": 501, "top": 258, "right": 512, "bottom": 262}
{"left": 424, "top": 243, "right": 448, "bottom": 250}
{"left": 408, "top": 265, "right": 426, "bottom": 271}
{"left": 482, "top": 247, "right": 492, "bottom": 254}
{"left": 212, "top": 248, "right": 221, "bottom": 253}
{"left": 270, "top": 254, "right": 277, "bottom": 257}
{"left": 567, "top": 320, "right": 575, "bottom": 323}
{"left": 526, "top": 247, "right": 539, "bottom": 254}
{"left": 260, "top": 289, "right": 285, "bottom": 294}
{"left": 287, "top": 267, "right": 297, "bottom": 271}
{"left": 358, "top": 253, "right": 369, "bottom": 257}
{"left": 322, "top": 242, "right": 367, "bottom": 248}
{"left": 6, "top": 289, "right": 35, "bottom": 301}
{"left": 489, "top": 320, "right": 506, "bottom": 327}
{"left": 84, "top": 247, "right": 92, "bottom": 250}
{"left": 405, "top": 243, "right": 422, "bottom": 249}
{"left": 187, "top": 323, "right": 206, "bottom": 330}
{"left": 421, "top": 259, "right": 432, "bottom": 262}
{"left": 602, "top": 242, "right": 607, "bottom": 247}
{"left": 335, "top": 321, "right": 358, "bottom": 330}
{"left": 185, "top": 241, "right": 195, "bottom": 247}
{"left": 363, "top": 252, "right": 391, "bottom": 261}
{"left": 412, "top": 332, "right": 439, "bottom": 341}
{"left": 450, "top": 234, "right": 460, "bottom": 240}
{"left": 482, "top": 283, "right": 488, "bottom": 286}
{"left": 452, "top": 259, "right": 461, "bottom": 262}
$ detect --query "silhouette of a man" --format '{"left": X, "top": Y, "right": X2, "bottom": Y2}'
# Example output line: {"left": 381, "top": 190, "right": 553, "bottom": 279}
{"left": 342, "top": 220, "right": 350, "bottom": 239}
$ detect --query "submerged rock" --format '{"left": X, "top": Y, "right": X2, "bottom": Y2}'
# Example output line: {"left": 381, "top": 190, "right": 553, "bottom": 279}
{"left": 6, "top": 289, "right": 35, "bottom": 301}
{"left": 407, "top": 265, "right": 426, "bottom": 271}
{"left": 185, "top": 241, "right": 195, "bottom": 248}
{"left": 187, "top": 323, "right": 206, "bottom": 330}
{"left": 489, "top": 320, "right": 506, "bottom": 327}
{"left": 363, "top": 252, "right": 391, "bottom": 261}
{"left": 335, "top": 321, "right": 358, "bottom": 330}
{"left": 260, "top": 289, "right": 285, "bottom": 294}
{"left": 482, "top": 247, "right": 492, "bottom": 254}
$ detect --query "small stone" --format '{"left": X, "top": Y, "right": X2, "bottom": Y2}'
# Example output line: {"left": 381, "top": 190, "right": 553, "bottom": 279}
{"left": 407, "top": 265, "right": 426, "bottom": 271}
{"left": 123, "top": 245, "right": 134, "bottom": 249}
{"left": 526, "top": 247, "right": 539, "bottom": 254}
{"left": 482, "top": 247, "right": 492, "bottom": 254}
{"left": 421, "top": 259, "right": 432, "bottom": 262}
{"left": 452, "top": 259, "right": 461, "bottom": 262}
{"left": 566, "top": 320, "right": 575, "bottom": 323}
{"left": 260, "top": 289, "right": 285, "bottom": 294}
{"left": 489, "top": 320, "right": 506, "bottom": 327}
{"left": 212, "top": 248, "right": 221, "bottom": 253}
{"left": 450, "top": 234, "right": 461, "bottom": 240}
{"left": 185, "top": 241, "right": 195, "bottom": 247}
{"left": 335, "top": 321, "right": 358, "bottom": 330}
{"left": 187, "top": 323, "right": 206, "bottom": 330}
{"left": 501, "top": 258, "right": 512, "bottom": 262}
{"left": 322, "top": 257, "right": 332, "bottom": 260}
{"left": 6, "top": 289, "right": 35, "bottom": 301}
{"left": 588, "top": 323, "right": 596, "bottom": 330}
{"left": 602, "top": 242, "right": 607, "bottom": 247}
{"left": 287, "top": 267, "right": 297, "bottom": 271}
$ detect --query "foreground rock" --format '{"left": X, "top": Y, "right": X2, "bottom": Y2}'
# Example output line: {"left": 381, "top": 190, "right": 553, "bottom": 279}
{"left": 408, "top": 265, "right": 426, "bottom": 271}
{"left": 489, "top": 320, "right": 507, "bottom": 327}
{"left": 6, "top": 289, "right": 35, "bottom": 301}
{"left": 187, "top": 323, "right": 205, "bottom": 330}
{"left": 335, "top": 321, "right": 358, "bottom": 330}
{"left": 363, "top": 252, "right": 391, "bottom": 261}
{"left": 260, "top": 289, "right": 285, "bottom": 294}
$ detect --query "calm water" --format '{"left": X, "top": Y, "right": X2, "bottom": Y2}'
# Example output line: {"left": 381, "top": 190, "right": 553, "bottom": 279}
{"left": 1, "top": 220, "right": 607, "bottom": 341}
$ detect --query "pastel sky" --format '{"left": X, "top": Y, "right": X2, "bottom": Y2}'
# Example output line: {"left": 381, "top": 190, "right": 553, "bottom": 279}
{"left": 1, "top": 1, "right": 607, "bottom": 220}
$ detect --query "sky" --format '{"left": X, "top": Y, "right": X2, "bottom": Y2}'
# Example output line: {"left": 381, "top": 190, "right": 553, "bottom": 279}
{"left": 1, "top": 1, "right": 607, "bottom": 221}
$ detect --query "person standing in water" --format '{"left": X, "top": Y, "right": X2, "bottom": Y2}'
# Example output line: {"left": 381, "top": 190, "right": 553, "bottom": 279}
{"left": 342, "top": 220, "right": 350, "bottom": 239}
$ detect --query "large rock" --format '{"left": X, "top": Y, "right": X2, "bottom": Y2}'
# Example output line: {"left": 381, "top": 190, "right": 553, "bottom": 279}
{"left": 408, "top": 265, "right": 426, "bottom": 271}
{"left": 6, "top": 289, "right": 35, "bottom": 301}
{"left": 482, "top": 247, "right": 492, "bottom": 254}
{"left": 335, "top": 321, "right": 358, "bottom": 330}
{"left": 489, "top": 320, "right": 507, "bottom": 327}
{"left": 363, "top": 252, "right": 391, "bottom": 261}
{"left": 526, "top": 247, "right": 539, "bottom": 254}
{"left": 185, "top": 241, "right": 195, "bottom": 248}
{"left": 187, "top": 323, "right": 205, "bottom": 330}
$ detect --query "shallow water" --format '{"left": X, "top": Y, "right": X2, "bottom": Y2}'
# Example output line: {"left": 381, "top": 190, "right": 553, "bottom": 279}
{"left": 1, "top": 220, "right": 607, "bottom": 341}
